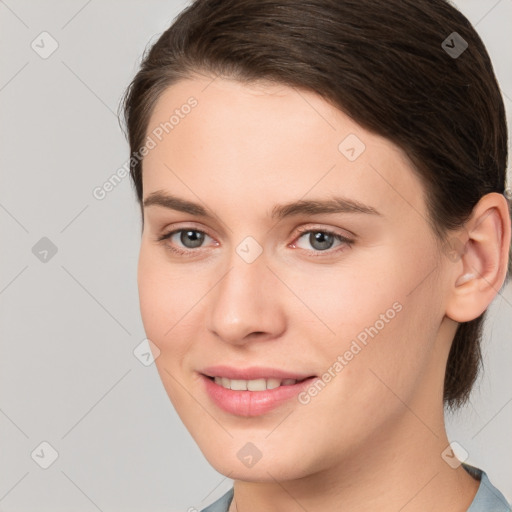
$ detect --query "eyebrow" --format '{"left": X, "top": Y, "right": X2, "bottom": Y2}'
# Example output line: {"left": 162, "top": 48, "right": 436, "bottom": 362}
{"left": 143, "top": 190, "right": 382, "bottom": 220}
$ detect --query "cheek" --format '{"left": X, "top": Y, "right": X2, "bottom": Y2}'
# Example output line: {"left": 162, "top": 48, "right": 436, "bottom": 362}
{"left": 290, "top": 246, "right": 442, "bottom": 400}
{"left": 279, "top": 265, "right": 440, "bottom": 464}
{"left": 137, "top": 245, "right": 205, "bottom": 412}
{"left": 137, "top": 245, "right": 201, "bottom": 358}
{"left": 137, "top": 249, "right": 168, "bottom": 342}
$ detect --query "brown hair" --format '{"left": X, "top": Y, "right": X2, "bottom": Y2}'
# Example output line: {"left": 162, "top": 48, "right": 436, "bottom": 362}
{"left": 119, "top": 0, "right": 511, "bottom": 409}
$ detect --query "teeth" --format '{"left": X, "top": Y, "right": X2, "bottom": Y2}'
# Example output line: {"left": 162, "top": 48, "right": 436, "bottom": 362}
{"left": 213, "top": 376, "right": 298, "bottom": 391}
{"left": 266, "top": 378, "right": 281, "bottom": 390}
{"left": 230, "top": 379, "right": 247, "bottom": 391}
{"left": 247, "top": 378, "right": 266, "bottom": 391}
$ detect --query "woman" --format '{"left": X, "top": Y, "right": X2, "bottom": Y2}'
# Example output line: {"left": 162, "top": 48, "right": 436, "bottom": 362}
{"left": 120, "top": 0, "right": 512, "bottom": 510}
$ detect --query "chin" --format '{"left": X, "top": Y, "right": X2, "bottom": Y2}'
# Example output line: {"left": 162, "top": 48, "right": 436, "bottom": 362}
{"left": 195, "top": 436, "right": 320, "bottom": 483}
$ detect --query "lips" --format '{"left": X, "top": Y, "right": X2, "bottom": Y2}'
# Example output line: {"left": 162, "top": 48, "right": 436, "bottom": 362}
{"left": 199, "top": 365, "right": 317, "bottom": 416}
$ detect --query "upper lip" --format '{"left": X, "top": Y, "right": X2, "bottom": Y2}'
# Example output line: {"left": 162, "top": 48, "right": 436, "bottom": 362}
{"left": 201, "top": 365, "right": 315, "bottom": 381}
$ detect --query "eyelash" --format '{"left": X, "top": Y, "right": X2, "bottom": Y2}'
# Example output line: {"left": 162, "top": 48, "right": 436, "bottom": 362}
{"left": 156, "top": 226, "right": 354, "bottom": 258}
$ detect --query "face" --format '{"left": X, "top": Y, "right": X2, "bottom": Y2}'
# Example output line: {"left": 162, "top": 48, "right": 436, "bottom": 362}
{"left": 137, "top": 76, "right": 454, "bottom": 481}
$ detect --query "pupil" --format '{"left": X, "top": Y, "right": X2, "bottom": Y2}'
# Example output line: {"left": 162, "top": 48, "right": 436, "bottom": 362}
{"left": 181, "top": 230, "right": 204, "bottom": 248}
{"left": 310, "top": 231, "right": 334, "bottom": 251}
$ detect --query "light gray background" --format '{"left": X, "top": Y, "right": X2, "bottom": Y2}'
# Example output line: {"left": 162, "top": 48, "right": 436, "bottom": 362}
{"left": 0, "top": 1, "right": 511, "bottom": 511}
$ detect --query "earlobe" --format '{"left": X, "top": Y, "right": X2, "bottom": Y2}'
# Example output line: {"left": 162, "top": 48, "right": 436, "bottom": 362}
{"left": 445, "top": 192, "right": 511, "bottom": 323}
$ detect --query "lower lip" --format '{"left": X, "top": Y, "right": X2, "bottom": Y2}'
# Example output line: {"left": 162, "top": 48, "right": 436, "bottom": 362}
{"left": 201, "top": 374, "right": 317, "bottom": 417}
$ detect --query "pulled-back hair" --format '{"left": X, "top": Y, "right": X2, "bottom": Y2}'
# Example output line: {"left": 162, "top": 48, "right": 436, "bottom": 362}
{"left": 120, "top": 0, "right": 511, "bottom": 409}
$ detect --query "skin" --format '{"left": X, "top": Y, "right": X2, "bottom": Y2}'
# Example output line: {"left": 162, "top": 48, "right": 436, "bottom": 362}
{"left": 137, "top": 75, "right": 510, "bottom": 511}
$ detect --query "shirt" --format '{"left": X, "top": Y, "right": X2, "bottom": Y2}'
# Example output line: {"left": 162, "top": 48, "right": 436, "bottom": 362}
{"left": 200, "top": 463, "right": 511, "bottom": 512}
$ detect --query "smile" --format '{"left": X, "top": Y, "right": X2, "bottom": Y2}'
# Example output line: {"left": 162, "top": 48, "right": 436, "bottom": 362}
{"left": 199, "top": 367, "right": 317, "bottom": 416}
{"left": 211, "top": 376, "right": 304, "bottom": 391}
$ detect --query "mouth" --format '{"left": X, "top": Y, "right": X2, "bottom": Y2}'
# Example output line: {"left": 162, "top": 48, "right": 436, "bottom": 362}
{"left": 205, "top": 375, "right": 308, "bottom": 391}
{"left": 199, "top": 366, "right": 317, "bottom": 417}
{"left": 205, "top": 375, "right": 309, "bottom": 391}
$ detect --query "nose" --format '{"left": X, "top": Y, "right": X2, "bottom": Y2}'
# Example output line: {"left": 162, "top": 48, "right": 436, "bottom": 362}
{"left": 206, "top": 249, "right": 287, "bottom": 346}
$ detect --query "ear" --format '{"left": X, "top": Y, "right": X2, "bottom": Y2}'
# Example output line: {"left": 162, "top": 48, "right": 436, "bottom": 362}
{"left": 444, "top": 192, "right": 511, "bottom": 323}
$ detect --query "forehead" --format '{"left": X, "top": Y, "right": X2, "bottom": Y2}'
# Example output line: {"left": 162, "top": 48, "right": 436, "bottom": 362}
{"left": 142, "top": 76, "right": 427, "bottom": 226}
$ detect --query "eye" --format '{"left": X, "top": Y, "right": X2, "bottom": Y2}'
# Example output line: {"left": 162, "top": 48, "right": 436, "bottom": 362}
{"left": 156, "top": 226, "right": 353, "bottom": 257}
{"left": 157, "top": 228, "right": 215, "bottom": 254}
{"left": 293, "top": 228, "right": 353, "bottom": 253}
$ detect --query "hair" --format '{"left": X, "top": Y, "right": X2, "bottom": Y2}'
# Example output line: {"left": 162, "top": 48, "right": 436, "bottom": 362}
{"left": 119, "top": 0, "right": 511, "bottom": 410}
